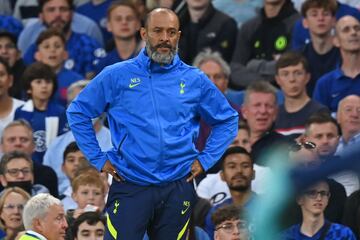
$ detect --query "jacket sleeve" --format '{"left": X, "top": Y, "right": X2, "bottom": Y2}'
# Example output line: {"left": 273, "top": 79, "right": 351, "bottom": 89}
{"left": 66, "top": 69, "right": 114, "bottom": 171}
{"left": 197, "top": 74, "right": 238, "bottom": 171}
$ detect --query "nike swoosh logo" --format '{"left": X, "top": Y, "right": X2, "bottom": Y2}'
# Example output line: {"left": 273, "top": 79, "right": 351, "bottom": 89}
{"left": 129, "top": 83, "right": 140, "bottom": 88}
{"left": 181, "top": 205, "right": 190, "bottom": 215}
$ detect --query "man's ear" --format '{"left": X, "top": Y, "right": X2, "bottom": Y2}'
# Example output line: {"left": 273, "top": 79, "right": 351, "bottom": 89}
{"left": 302, "top": 18, "right": 309, "bottom": 29}
{"left": 333, "top": 36, "right": 340, "bottom": 48}
{"left": 140, "top": 27, "right": 147, "bottom": 41}
{"left": 220, "top": 171, "right": 225, "bottom": 181}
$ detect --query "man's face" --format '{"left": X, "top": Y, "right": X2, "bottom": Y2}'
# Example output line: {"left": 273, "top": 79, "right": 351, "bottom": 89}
{"left": 214, "top": 219, "right": 249, "bottom": 240}
{"left": 75, "top": 221, "right": 105, "bottom": 240}
{"left": 62, "top": 151, "right": 88, "bottom": 180}
{"left": 0, "top": 62, "right": 12, "bottom": 98}
{"left": 39, "top": 0, "right": 72, "bottom": 34}
{"left": 107, "top": 5, "right": 140, "bottom": 40}
{"left": 306, "top": 122, "right": 339, "bottom": 157}
{"left": 0, "top": 158, "right": 33, "bottom": 185}
{"left": 221, "top": 153, "right": 254, "bottom": 192}
{"left": 186, "top": 0, "right": 210, "bottom": 11}
{"left": 275, "top": 63, "right": 310, "bottom": 98}
{"left": 35, "top": 36, "right": 67, "bottom": 70}
{"left": 140, "top": 10, "right": 180, "bottom": 64}
{"left": 334, "top": 16, "right": 360, "bottom": 52}
{"left": 337, "top": 96, "right": 360, "bottom": 137}
{"left": 1, "top": 125, "right": 34, "bottom": 155}
{"left": 72, "top": 185, "right": 104, "bottom": 210}
{"left": 0, "top": 37, "right": 19, "bottom": 67}
{"left": 303, "top": 8, "right": 335, "bottom": 36}
{"left": 36, "top": 204, "right": 68, "bottom": 240}
{"left": 199, "top": 60, "right": 228, "bottom": 93}
{"left": 297, "top": 181, "right": 330, "bottom": 216}
{"left": 241, "top": 92, "right": 277, "bottom": 135}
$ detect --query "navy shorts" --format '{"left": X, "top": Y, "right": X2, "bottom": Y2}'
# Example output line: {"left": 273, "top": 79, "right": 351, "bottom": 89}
{"left": 104, "top": 177, "right": 197, "bottom": 240}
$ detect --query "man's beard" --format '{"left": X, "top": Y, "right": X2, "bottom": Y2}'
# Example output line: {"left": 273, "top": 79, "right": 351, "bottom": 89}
{"left": 45, "top": 19, "right": 71, "bottom": 35}
{"left": 145, "top": 40, "right": 178, "bottom": 65}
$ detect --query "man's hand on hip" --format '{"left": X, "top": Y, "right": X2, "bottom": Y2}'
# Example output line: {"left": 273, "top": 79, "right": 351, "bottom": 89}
{"left": 102, "top": 160, "right": 124, "bottom": 182}
{"left": 186, "top": 159, "right": 204, "bottom": 182}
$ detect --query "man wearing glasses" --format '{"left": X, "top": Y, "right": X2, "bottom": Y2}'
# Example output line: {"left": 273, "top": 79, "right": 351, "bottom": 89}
{"left": 281, "top": 180, "right": 355, "bottom": 239}
{"left": 0, "top": 151, "right": 49, "bottom": 196}
{"left": 212, "top": 204, "right": 250, "bottom": 240}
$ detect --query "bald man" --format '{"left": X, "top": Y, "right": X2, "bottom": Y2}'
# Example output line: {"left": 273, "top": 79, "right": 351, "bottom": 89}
{"left": 336, "top": 95, "right": 360, "bottom": 153}
{"left": 67, "top": 8, "right": 238, "bottom": 240}
{"left": 313, "top": 15, "right": 360, "bottom": 113}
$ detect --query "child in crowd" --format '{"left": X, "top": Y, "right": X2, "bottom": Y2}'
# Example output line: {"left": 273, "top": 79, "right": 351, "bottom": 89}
{"left": 64, "top": 169, "right": 106, "bottom": 239}
{"left": 14, "top": 62, "right": 68, "bottom": 164}
{"left": 61, "top": 142, "right": 90, "bottom": 210}
{"left": 34, "top": 28, "right": 83, "bottom": 107}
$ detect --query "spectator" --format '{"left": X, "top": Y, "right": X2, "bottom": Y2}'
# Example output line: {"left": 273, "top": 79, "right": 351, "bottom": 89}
{"left": 21, "top": 0, "right": 106, "bottom": 78}
{"left": 43, "top": 80, "right": 112, "bottom": 196}
{"left": 304, "top": 112, "right": 358, "bottom": 196}
{"left": 94, "top": 0, "right": 143, "bottom": 74}
{"left": 0, "top": 57, "right": 24, "bottom": 137}
{"left": 212, "top": 204, "right": 250, "bottom": 240}
{"left": 204, "top": 146, "right": 257, "bottom": 239}
{"left": 0, "top": 151, "right": 49, "bottom": 196}
{"left": 0, "top": 31, "right": 26, "bottom": 99}
{"left": 19, "top": 193, "right": 68, "bottom": 240}
{"left": 241, "top": 81, "right": 288, "bottom": 166}
{"left": 14, "top": 62, "right": 68, "bottom": 164}
{"left": 274, "top": 51, "right": 328, "bottom": 139}
{"left": 17, "top": 0, "right": 103, "bottom": 52}
{"left": 281, "top": 180, "right": 355, "bottom": 239}
{"left": 60, "top": 142, "right": 90, "bottom": 210}
{"left": 336, "top": 95, "right": 360, "bottom": 154}
{"left": 0, "top": 120, "right": 59, "bottom": 198}
{"left": 178, "top": 0, "right": 237, "bottom": 64}
{"left": 0, "top": 187, "right": 30, "bottom": 240}
{"left": 230, "top": 0, "right": 300, "bottom": 89}
{"left": 291, "top": 0, "right": 360, "bottom": 50}
{"left": 71, "top": 212, "right": 105, "bottom": 240}
{"left": 313, "top": 15, "right": 360, "bottom": 113}
{"left": 64, "top": 172, "right": 106, "bottom": 239}
{"left": 284, "top": 139, "right": 347, "bottom": 226}
{"left": 34, "top": 28, "right": 83, "bottom": 107}
{"left": 300, "top": 0, "right": 341, "bottom": 96}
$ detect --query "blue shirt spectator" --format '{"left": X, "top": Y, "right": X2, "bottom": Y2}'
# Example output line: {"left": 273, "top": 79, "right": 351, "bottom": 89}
{"left": 313, "top": 68, "right": 360, "bottom": 113}
{"left": 17, "top": 12, "right": 104, "bottom": 55}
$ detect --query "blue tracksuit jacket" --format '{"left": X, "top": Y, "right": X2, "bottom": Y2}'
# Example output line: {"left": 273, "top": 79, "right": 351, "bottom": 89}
{"left": 66, "top": 48, "right": 238, "bottom": 185}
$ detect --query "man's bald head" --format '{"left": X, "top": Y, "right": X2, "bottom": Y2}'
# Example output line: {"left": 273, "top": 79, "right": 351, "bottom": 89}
{"left": 144, "top": 8, "right": 180, "bottom": 30}
{"left": 335, "top": 15, "right": 360, "bottom": 34}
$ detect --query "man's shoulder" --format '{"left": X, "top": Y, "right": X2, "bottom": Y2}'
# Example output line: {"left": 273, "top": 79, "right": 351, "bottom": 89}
{"left": 317, "top": 68, "right": 342, "bottom": 83}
